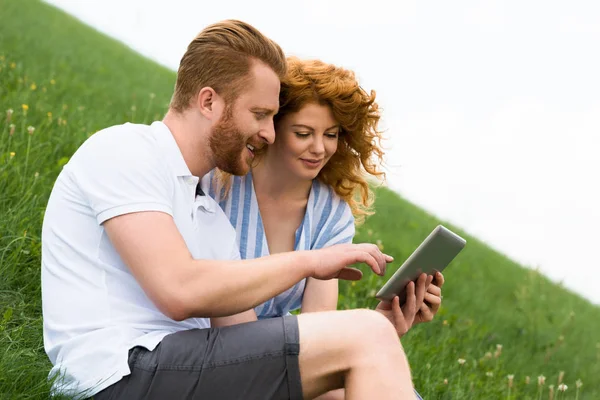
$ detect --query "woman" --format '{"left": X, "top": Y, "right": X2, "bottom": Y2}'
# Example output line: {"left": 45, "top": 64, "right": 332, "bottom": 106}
{"left": 203, "top": 59, "right": 442, "bottom": 400}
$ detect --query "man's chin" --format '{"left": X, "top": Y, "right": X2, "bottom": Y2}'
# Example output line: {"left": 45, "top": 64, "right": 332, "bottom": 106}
{"left": 217, "top": 161, "right": 250, "bottom": 176}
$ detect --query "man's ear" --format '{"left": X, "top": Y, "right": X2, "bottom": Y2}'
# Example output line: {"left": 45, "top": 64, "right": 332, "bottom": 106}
{"left": 196, "top": 87, "right": 218, "bottom": 120}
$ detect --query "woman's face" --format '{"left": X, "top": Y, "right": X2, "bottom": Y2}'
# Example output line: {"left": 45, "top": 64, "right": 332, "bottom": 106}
{"left": 271, "top": 103, "right": 340, "bottom": 181}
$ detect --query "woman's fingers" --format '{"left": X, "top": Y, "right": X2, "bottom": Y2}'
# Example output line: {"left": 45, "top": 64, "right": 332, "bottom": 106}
{"left": 415, "top": 273, "right": 429, "bottom": 306}
{"left": 392, "top": 296, "right": 409, "bottom": 336}
{"left": 426, "top": 283, "right": 442, "bottom": 296}
{"left": 424, "top": 292, "right": 442, "bottom": 305}
{"left": 433, "top": 271, "right": 445, "bottom": 287}
{"left": 418, "top": 301, "right": 434, "bottom": 322}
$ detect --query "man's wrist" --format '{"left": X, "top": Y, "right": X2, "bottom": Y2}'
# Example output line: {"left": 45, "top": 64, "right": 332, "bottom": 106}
{"left": 296, "top": 250, "right": 317, "bottom": 278}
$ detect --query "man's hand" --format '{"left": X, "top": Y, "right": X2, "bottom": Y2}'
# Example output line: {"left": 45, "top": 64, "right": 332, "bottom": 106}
{"left": 375, "top": 273, "right": 431, "bottom": 337}
{"left": 308, "top": 243, "right": 393, "bottom": 281}
{"left": 412, "top": 271, "right": 445, "bottom": 325}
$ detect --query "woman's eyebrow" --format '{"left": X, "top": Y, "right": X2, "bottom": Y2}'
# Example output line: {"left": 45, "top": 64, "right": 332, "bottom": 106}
{"left": 291, "top": 124, "right": 314, "bottom": 131}
{"left": 291, "top": 124, "right": 339, "bottom": 131}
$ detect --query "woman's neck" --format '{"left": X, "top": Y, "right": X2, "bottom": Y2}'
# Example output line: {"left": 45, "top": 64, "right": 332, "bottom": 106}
{"left": 251, "top": 155, "right": 312, "bottom": 202}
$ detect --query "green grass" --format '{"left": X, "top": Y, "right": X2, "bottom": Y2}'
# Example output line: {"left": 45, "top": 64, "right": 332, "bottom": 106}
{"left": 1, "top": 1, "right": 598, "bottom": 399}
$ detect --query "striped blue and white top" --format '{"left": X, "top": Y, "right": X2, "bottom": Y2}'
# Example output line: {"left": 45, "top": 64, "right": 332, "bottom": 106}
{"left": 201, "top": 171, "right": 355, "bottom": 319}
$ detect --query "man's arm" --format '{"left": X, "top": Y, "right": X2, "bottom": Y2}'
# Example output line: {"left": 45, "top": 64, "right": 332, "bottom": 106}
{"left": 104, "top": 211, "right": 389, "bottom": 321}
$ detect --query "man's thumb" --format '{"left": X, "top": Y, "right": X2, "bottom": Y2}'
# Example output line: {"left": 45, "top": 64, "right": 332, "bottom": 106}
{"left": 337, "top": 267, "right": 363, "bottom": 281}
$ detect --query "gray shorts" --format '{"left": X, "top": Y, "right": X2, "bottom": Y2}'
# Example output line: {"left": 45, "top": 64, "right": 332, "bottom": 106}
{"left": 93, "top": 315, "right": 303, "bottom": 400}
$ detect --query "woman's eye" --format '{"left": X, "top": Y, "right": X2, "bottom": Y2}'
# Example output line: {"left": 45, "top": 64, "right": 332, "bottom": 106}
{"left": 295, "top": 132, "right": 310, "bottom": 138}
{"left": 325, "top": 132, "right": 339, "bottom": 139}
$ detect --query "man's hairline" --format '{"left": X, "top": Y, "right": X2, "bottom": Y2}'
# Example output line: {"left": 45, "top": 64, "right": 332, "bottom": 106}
{"left": 173, "top": 58, "right": 281, "bottom": 115}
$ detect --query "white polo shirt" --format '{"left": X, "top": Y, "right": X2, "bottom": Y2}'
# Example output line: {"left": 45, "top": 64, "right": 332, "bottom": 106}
{"left": 41, "top": 121, "right": 240, "bottom": 398}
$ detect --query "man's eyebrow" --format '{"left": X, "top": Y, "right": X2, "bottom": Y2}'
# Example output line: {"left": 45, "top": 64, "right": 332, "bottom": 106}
{"left": 251, "top": 107, "right": 278, "bottom": 115}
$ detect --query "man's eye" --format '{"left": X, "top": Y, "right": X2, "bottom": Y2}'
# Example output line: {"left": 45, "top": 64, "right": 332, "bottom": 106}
{"left": 254, "top": 112, "right": 267, "bottom": 120}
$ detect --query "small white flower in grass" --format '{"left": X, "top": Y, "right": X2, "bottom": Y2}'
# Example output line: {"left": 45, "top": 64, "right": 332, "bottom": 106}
{"left": 9, "top": 124, "right": 15, "bottom": 136}
{"left": 34, "top": 172, "right": 39, "bottom": 178}
{"left": 484, "top": 351, "right": 492, "bottom": 359}
{"left": 538, "top": 375, "right": 546, "bottom": 386}
{"left": 457, "top": 358, "right": 466, "bottom": 365}
{"left": 525, "top": 376, "right": 530, "bottom": 385}
{"left": 6, "top": 108, "right": 13, "bottom": 122}
{"left": 576, "top": 379, "right": 582, "bottom": 388}
{"left": 131, "top": 105, "right": 137, "bottom": 112}
{"left": 494, "top": 345, "right": 503, "bottom": 358}
{"left": 425, "top": 363, "right": 431, "bottom": 370}
{"left": 558, "top": 384, "right": 567, "bottom": 392}
{"left": 149, "top": 93, "right": 156, "bottom": 99}
{"left": 507, "top": 375, "right": 514, "bottom": 388}
{"left": 486, "top": 371, "right": 493, "bottom": 377}
{"left": 443, "top": 379, "right": 448, "bottom": 385}
{"left": 27, "top": 126, "right": 35, "bottom": 135}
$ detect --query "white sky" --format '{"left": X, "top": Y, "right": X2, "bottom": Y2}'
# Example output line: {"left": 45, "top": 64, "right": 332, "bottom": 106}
{"left": 46, "top": 0, "right": 600, "bottom": 305}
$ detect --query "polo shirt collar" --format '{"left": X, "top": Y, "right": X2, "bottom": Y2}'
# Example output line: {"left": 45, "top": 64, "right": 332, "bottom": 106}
{"left": 151, "top": 121, "right": 193, "bottom": 177}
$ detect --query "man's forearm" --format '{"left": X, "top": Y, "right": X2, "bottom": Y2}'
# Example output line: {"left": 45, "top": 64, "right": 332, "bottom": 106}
{"left": 177, "top": 250, "right": 315, "bottom": 319}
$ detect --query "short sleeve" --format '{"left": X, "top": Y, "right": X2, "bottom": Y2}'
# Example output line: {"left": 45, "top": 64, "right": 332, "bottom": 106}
{"left": 66, "top": 126, "right": 174, "bottom": 225}
{"left": 229, "top": 239, "right": 242, "bottom": 261}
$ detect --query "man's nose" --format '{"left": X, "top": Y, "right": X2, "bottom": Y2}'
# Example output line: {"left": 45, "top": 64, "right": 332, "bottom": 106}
{"left": 259, "top": 121, "right": 276, "bottom": 145}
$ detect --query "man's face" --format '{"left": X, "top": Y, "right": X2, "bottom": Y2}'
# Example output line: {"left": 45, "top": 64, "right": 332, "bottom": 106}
{"left": 209, "top": 61, "right": 280, "bottom": 176}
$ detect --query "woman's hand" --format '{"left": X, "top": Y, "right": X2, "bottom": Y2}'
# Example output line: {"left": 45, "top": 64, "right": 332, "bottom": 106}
{"left": 412, "top": 271, "right": 445, "bottom": 325}
{"left": 375, "top": 273, "right": 432, "bottom": 337}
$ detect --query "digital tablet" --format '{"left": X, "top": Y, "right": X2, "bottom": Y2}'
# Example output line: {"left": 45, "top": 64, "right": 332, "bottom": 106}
{"left": 375, "top": 225, "right": 466, "bottom": 303}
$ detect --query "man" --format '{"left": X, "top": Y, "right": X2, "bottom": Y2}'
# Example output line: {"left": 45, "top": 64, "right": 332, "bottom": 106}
{"left": 41, "top": 20, "right": 416, "bottom": 399}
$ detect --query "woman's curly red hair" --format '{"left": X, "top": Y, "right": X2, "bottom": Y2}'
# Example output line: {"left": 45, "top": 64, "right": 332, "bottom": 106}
{"left": 276, "top": 57, "right": 385, "bottom": 224}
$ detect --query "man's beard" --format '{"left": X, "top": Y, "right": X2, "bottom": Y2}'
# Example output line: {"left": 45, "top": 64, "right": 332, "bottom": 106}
{"left": 209, "top": 108, "right": 253, "bottom": 176}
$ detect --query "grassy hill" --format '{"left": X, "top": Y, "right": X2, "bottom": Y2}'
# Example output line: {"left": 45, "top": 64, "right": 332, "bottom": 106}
{"left": 1, "top": 1, "right": 598, "bottom": 398}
